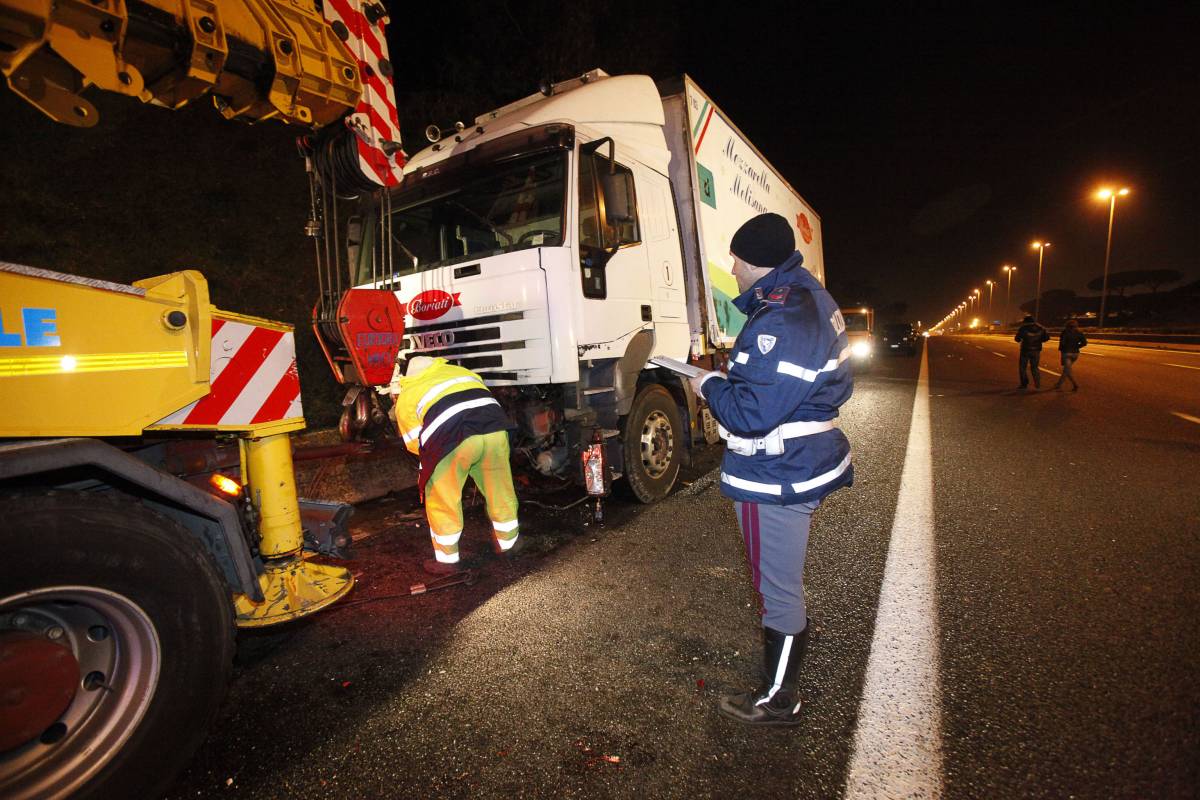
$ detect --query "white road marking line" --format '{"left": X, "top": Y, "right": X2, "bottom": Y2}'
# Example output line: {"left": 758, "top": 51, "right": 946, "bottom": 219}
{"left": 1172, "top": 412, "right": 1200, "bottom": 425}
{"left": 974, "top": 345, "right": 984, "bottom": 350}
{"left": 1040, "top": 367, "right": 1061, "bottom": 377}
{"left": 845, "top": 342, "right": 944, "bottom": 800}
{"left": 1082, "top": 351, "right": 1107, "bottom": 357}
{"left": 991, "top": 351, "right": 1006, "bottom": 358}
{"left": 1164, "top": 363, "right": 1200, "bottom": 371}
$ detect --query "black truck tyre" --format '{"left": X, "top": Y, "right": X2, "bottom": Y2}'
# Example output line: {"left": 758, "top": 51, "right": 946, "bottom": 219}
{"left": 622, "top": 384, "right": 683, "bottom": 503}
{"left": 0, "top": 491, "right": 235, "bottom": 800}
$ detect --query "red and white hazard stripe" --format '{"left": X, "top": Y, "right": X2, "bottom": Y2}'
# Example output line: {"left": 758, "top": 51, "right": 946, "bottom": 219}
{"left": 321, "top": 0, "right": 405, "bottom": 187}
{"left": 156, "top": 319, "right": 303, "bottom": 428}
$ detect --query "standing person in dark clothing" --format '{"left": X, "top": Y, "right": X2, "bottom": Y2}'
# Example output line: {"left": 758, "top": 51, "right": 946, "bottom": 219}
{"left": 687, "top": 213, "right": 854, "bottom": 727}
{"left": 1055, "top": 319, "right": 1088, "bottom": 391}
{"left": 1014, "top": 314, "right": 1050, "bottom": 389}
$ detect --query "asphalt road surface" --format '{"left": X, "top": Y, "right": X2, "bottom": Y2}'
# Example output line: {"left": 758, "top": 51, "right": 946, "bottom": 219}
{"left": 163, "top": 335, "right": 1198, "bottom": 799}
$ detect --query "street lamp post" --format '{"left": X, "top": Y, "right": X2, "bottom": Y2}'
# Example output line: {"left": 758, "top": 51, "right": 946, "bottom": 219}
{"left": 985, "top": 280, "right": 995, "bottom": 328}
{"left": 1002, "top": 265, "right": 1016, "bottom": 328}
{"left": 1095, "top": 187, "right": 1130, "bottom": 330}
{"left": 1031, "top": 241, "right": 1051, "bottom": 323}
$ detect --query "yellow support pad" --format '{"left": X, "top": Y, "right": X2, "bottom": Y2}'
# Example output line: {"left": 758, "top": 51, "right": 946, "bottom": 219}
{"left": 233, "top": 432, "right": 352, "bottom": 627}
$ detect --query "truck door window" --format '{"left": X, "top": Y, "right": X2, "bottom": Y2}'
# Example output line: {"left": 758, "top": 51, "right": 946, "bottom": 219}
{"left": 578, "top": 147, "right": 640, "bottom": 299}
{"left": 580, "top": 152, "right": 639, "bottom": 250}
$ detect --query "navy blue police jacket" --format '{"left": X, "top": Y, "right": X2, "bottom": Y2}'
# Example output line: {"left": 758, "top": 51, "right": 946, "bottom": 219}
{"left": 700, "top": 251, "right": 854, "bottom": 505}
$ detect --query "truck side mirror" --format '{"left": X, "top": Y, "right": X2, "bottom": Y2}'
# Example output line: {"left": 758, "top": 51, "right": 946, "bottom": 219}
{"left": 581, "top": 138, "right": 620, "bottom": 260}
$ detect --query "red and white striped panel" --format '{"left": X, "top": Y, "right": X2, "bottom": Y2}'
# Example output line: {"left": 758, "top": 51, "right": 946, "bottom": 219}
{"left": 155, "top": 319, "right": 303, "bottom": 428}
{"left": 321, "top": 0, "right": 405, "bottom": 187}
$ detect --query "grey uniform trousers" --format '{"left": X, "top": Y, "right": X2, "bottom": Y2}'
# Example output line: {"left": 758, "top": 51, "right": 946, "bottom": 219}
{"left": 733, "top": 499, "right": 819, "bottom": 634}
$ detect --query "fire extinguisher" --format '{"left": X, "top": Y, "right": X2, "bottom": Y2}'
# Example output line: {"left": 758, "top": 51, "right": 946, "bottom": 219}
{"left": 581, "top": 428, "right": 609, "bottom": 523}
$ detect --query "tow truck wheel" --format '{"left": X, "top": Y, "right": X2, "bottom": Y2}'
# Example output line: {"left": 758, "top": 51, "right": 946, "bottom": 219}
{"left": 622, "top": 384, "right": 683, "bottom": 503}
{"left": 0, "top": 492, "right": 234, "bottom": 800}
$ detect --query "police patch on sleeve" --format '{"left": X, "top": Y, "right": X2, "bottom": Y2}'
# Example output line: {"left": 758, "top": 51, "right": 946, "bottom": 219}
{"left": 757, "top": 334, "right": 777, "bottom": 355}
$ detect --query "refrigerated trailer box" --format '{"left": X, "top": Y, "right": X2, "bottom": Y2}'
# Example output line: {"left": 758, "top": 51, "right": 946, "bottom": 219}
{"left": 350, "top": 70, "right": 826, "bottom": 501}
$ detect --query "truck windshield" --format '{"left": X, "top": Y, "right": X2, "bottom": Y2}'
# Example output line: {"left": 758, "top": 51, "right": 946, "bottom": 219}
{"left": 843, "top": 314, "right": 871, "bottom": 332}
{"left": 371, "top": 151, "right": 566, "bottom": 281}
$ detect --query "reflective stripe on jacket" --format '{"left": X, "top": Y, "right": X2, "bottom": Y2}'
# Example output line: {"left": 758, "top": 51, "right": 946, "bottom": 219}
{"left": 394, "top": 358, "right": 509, "bottom": 490}
{"left": 701, "top": 251, "right": 854, "bottom": 506}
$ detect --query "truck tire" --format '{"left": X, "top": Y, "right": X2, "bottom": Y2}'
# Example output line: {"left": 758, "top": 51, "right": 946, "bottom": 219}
{"left": 0, "top": 491, "right": 234, "bottom": 800}
{"left": 622, "top": 384, "right": 683, "bottom": 503}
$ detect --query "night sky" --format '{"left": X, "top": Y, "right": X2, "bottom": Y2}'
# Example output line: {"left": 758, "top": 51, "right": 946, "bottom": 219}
{"left": 398, "top": 2, "right": 1200, "bottom": 325}
{"left": 2, "top": 1, "right": 1197, "bottom": 332}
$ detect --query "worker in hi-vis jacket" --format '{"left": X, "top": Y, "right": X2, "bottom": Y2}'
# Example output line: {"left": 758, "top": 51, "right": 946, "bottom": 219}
{"left": 687, "top": 212, "right": 854, "bottom": 726}
{"left": 390, "top": 356, "right": 522, "bottom": 575}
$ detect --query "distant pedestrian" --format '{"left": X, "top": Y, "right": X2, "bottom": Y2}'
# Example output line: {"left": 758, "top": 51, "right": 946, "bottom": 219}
{"left": 1014, "top": 314, "right": 1050, "bottom": 389}
{"left": 687, "top": 213, "right": 854, "bottom": 727}
{"left": 1055, "top": 319, "right": 1087, "bottom": 391}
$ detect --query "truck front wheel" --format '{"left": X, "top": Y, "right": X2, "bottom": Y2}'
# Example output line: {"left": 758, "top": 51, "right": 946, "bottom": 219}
{"left": 0, "top": 492, "right": 234, "bottom": 800}
{"left": 622, "top": 384, "right": 683, "bottom": 503}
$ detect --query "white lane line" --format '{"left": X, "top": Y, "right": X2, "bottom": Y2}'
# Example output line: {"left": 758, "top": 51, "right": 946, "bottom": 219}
{"left": 1172, "top": 412, "right": 1200, "bottom": 425}
{"left": 991, "top": 351, "right": 1006, "bottom": 358}
{"left": 974, "top": 345, "right": 985, "bottom": 350}
{"left": 1082, "top": 351, "right": 1107, "bottom": 357}
{"left": 1164, "top": 363, "right": 1200, "bottom": 371}
{"left": 845, "top": 342, "right": 944, "bottom": 800}
{"left": 1040, "top": 366, "right": 1062, "bottom": 377}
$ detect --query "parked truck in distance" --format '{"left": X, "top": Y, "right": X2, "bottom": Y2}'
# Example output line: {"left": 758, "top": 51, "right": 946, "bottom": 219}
{"left": 349, "top": 70, "right": 827, "bottom": 501}
{"left": 840, "top": 306, "right": 875, "bottom": 367}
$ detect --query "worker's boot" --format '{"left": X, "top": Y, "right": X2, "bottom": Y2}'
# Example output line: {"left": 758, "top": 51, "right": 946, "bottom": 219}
{"left": 717, "top": 621, "right": 810, "bottom": 726}
{"left": 422, "top": 558, "right": 463, "bottom": 576}
{"left": 495, "top": 534, "right": 529, "bottom": 559}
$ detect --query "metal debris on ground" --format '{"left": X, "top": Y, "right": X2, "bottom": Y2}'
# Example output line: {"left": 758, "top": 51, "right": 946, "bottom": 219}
{"left": 574, "top": 738, "right": 622, "bottom": 770}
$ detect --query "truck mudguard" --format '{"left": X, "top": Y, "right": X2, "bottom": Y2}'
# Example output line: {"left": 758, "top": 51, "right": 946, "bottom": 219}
{"left": 0, "top": 438, "right": 260, "bottom": 598}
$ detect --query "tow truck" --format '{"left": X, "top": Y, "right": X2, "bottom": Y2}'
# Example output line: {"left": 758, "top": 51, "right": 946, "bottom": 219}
{"left": 0, "top": 0, "right": 406, "bottom": 796}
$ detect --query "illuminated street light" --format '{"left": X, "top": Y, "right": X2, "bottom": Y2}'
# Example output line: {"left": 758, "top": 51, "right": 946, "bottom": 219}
{"left": 1095, "top": 186, "right": 1131, "bottom": 331}
{"left": 1031, "top": 241, "right": 1051, "bottom": 323}
{"left": 1002, "top": 265, "right": 1016, "bottom": 329}
{"left": 985, "top": 280, "right": 995, "bottom": 329}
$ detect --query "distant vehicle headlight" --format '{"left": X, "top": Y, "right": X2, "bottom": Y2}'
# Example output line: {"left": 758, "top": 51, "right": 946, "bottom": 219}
{"left": 851, "top": 341, "right": 872, "bottom": 359}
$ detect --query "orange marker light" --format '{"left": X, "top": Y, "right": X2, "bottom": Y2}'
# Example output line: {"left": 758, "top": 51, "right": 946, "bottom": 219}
{"left": 210, "top": 473, "right": 243, "bottom": 498}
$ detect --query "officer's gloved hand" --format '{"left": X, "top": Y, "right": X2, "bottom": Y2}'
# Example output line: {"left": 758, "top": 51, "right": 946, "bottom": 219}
{"left": 688, "top": 370, "right": 726, "bottom": 396}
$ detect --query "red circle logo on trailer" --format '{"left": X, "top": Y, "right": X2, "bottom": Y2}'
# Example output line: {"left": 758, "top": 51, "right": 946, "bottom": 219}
{"left": 405, "top": 290, "right": 462, "bottom": 320}
{"left": 796, "top": 213, "right": 814, "bottom": 245}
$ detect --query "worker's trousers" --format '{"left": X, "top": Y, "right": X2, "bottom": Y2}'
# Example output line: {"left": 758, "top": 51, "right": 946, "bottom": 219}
{"left": 733, "top": 500, "right": 819, "bottom": 634}
{"left": 425, "top": 430, "right": 519, "bottom": 564}
{"left": 1018, "top": 351, "right": 1042, "bottom": 387}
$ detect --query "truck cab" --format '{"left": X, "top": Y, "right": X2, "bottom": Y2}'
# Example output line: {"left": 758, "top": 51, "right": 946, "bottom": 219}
{"left": 840, "top": 306, "right": 875, "bottom": 366}
{"left": 351, "top": 71, "right": 693, "bottom": 500}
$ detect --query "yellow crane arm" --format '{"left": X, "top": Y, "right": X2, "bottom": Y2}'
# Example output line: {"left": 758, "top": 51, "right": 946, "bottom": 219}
{"left": 0, "top": 0, "right": 362, "bottom": 128}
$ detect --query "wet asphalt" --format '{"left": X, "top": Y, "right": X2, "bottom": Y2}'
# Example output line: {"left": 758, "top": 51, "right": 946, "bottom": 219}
{"left": 162, "top": 338, "right": 1199, "bottom": 799}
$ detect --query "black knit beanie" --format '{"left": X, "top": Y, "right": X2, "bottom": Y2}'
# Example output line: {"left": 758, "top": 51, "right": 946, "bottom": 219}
{"left": 729, "top": 213, "right": 796, "bottom": 269}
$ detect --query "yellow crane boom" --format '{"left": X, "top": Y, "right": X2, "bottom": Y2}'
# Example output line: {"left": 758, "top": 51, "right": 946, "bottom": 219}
{"left": 0, "top": 0, "right": 361, "bottom": 128}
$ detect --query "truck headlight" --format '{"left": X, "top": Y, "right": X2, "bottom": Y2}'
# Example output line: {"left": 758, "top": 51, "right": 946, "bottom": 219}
{"left": 851, "top": 341, "right": 872, "bottom": 359}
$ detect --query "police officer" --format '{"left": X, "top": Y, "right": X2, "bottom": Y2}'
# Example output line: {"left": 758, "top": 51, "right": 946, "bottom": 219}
{"left": 688, "top": 212, "right": 854, "bottom": 726}
{"left": 391, "top": 356, "right": 522, "bottom": 574}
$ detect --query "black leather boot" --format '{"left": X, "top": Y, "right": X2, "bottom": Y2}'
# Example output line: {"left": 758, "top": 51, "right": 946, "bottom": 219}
{"left": 718, "top": 621, "right": 810, "bottom": 726}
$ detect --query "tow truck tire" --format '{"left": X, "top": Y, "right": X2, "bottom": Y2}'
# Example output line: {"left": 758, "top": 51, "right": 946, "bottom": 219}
{"left": 622, "top": 384, "right": 683, "bottom": 503}
{"left": 0, "top": 491, "right": 234, "bottom": 800}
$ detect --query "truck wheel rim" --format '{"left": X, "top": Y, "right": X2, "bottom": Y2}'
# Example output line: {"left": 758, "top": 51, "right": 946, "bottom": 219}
{"left": 639, "top": 410, "right": 675, "bottom": 479}
{"left": 0, "top": 586, "right": 161, "bottom": 800}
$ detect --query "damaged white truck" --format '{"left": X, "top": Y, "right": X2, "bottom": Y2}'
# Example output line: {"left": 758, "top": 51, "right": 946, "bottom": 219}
{"left": 351, "top": 70, "right": 827, "bottom": 501}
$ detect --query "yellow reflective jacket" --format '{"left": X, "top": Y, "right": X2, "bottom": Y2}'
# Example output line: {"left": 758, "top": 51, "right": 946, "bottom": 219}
{"left": 393, "top": 358, "right": 509, "bottom": 489}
